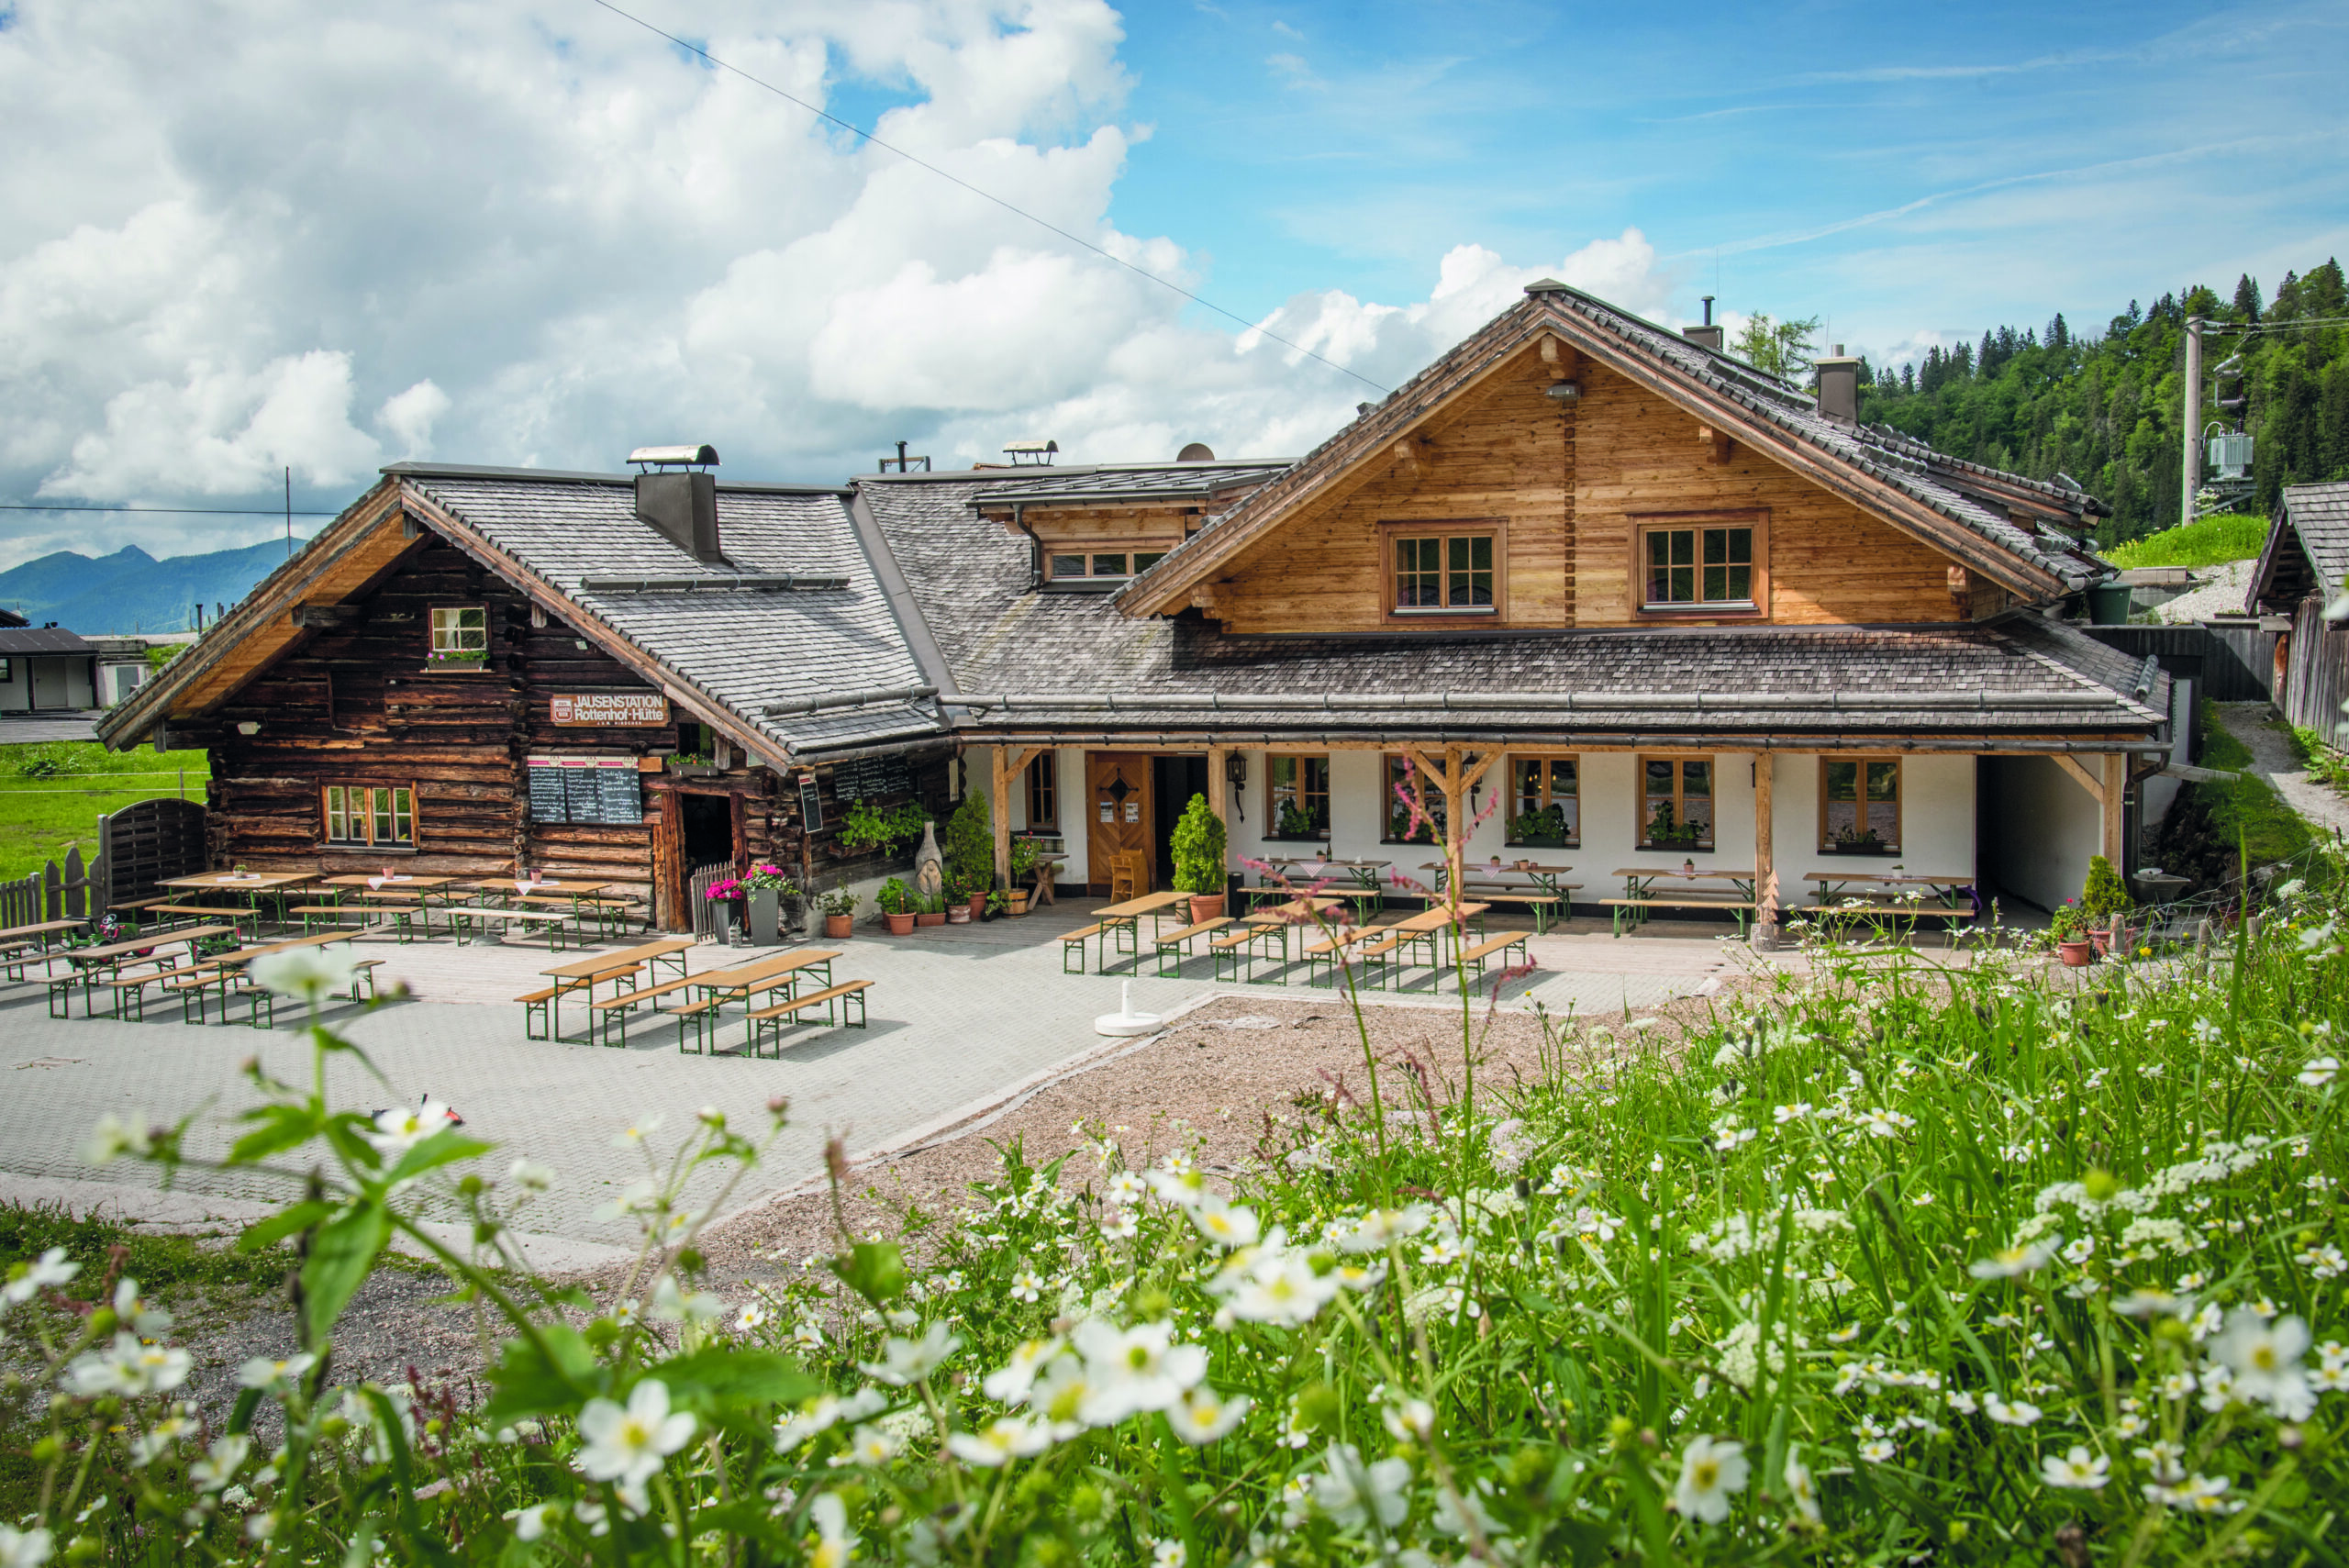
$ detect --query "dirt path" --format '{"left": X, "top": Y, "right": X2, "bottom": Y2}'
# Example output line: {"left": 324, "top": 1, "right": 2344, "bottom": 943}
{"left": 2214, "top": 700, "right": 2349, "bottom": 840}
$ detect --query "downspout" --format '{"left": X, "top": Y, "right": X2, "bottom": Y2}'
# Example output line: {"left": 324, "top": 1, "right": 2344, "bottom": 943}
{"left": 1015, "top": 503, "right": 1042, "bottom": 592}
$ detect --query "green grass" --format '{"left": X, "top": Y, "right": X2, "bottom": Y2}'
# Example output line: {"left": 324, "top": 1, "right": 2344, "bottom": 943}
{"left": 0, "top": 1199, "right": 291, "bottom": 1301}
{"left": 2197, "top": 701, "right": 2314, "bottom": 862}
{"left": 0, "top": 740, "right": 208, "bottom": 880}
{"left": 2288, "top": 723, "right": 2349, "bottom": 793}
{"left": 2103, "top": 511, "right": 2269, "bottom": 569}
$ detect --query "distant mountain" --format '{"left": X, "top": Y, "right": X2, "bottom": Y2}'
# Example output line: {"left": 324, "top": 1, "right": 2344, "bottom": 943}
{"left": 0, "top": 537, "right": 306, "bottom": 635}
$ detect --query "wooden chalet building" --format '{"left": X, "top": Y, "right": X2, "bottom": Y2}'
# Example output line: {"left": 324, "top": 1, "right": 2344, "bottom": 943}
{"left": 2247, "top": 481, "right": 2349, "bottom": 748}
{"left": 99, "top": 281, "right": 2172, "bottom": 935}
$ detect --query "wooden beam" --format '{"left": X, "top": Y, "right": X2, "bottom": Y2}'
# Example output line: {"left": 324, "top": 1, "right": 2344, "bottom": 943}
{"left": 1540, "top": 334, "right": 1579, "bottom": 377}
{"left": 992, "top": 745, "right": 1014, "bottom": 889}
{"left": 2051, "top": 754, "right": 2101, "bottom": 797}
{"left": 1391, "top": 436, "right": 1428, "bottom": 479}
{"left": 1697, "top": 424, "right": 1732, "bottom": 465}
{"left": 1442, "top": 743, "right": 1466, "bottom": 908}
{"left": 1753, "top": 751, "right": 1776, "bottom": 942}
{"left": 1207, "top": 745, "right": 1229, "bottom": 825}
{"left": 1459, "top": 749, "right": 1499, "bottom": 795}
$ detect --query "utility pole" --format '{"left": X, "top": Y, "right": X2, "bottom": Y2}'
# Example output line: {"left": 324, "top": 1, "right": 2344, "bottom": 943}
{"left": 285, "top": 465, "right": 294, "bottom": 557}
{"left": 2181, "top": 316, "right": 2203, "bottom": 524}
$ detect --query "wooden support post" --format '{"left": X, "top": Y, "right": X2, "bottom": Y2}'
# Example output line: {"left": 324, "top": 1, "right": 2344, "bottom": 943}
{"left": 2100, "top": 753, "right": 2126, "bottom": 868}
{"left": 991, "top": 745, "right": 1013, "bottom": 891}
{"left": 1207, "top": 746, "right": 1229, "bottom": 822}
{"left": 1442, "top": 744, "right": 1465, "bottom": 909}
{"left": 1753, "top": 751, "right": 1776, "bottom": 944}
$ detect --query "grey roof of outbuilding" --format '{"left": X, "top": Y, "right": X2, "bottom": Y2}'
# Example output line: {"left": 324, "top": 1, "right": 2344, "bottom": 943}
{"left": 1121, "top": 283, "right": 2110, "bottom": 610}
{"left": 2283, "top": 483, "right": 2349, "bottom": 589}
{"left": 966, "top": 461, "right": 1292, "bottom": 507}
{"left": 392, "top": 467, "right": 941, "bottom": 760}
{"left": 859, "top": 476, "right": 2165, "bottom": 740}
{"left": 0, "top": 627, "right": 95, "bottom": 654}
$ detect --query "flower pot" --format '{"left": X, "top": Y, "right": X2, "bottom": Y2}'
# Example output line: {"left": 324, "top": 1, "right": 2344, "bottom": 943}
{"left": 1006, "top": 890, "right": 1030, "bottom": 916}
{"left": 747, "top": 887, "right": 782, "bottom": 945}
{"left": 825, "top": 913, "right": 853, "bottom": 940}
{"left": 2088, "top": 927, "right": 2111, "bottom": 956}
{"left": 2057, "top": 939, "right": 2094, "bottom": 967}
{"left": 1188, "top": 894, "right": 1226, "bottom": 924}
{"left": 917, "top": 910, "right": 946, "bottom": 928}
{"left": 968, "top": 892, "right": 988, "bottom": 919}
{"left": 884, "top": 911, "right": 916, "bottom": 936}
{"left": 946, "top": 904, "right": 973, "bottom": 924}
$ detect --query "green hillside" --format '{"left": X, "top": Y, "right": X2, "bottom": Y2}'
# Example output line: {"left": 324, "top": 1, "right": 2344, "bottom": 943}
{"left": 1851, "top": 261, "right": 2349, "bottom": 546}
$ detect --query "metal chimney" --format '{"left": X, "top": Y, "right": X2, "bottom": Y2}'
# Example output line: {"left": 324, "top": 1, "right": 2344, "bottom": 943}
{"left": 628, "top": 444, "right": 723, "bottom": 563}
{"left": 1813, "top": 345, "right": 1861, "bottom": 425}
{"left": 1683, "top": 295, "right": 1724, "bottom": 352}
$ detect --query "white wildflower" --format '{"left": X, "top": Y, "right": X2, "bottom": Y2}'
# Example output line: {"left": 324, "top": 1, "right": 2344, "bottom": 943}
{"left": 574, "top": 1380, "right": 696, "bottom": 1489}
{"left": 1673, "top": 1434, "right": 1749, "bottom": 1523}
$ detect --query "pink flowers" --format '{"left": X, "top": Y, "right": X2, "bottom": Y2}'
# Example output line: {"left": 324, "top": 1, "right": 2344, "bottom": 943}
{"left": 705, "top": 878, "right": 746, "bottom": 903}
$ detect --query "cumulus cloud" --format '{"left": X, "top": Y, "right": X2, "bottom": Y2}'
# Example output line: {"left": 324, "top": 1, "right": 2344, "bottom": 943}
{"left": 0, "top": 0, "right": 1675, "bottom": 566}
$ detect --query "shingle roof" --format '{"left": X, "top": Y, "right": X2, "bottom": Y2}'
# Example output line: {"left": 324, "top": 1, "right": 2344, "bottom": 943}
{"left": 395, "top": 468, "right": 941, "bottom": 761}
{"left": 1123, "top": 283, "right": 2110, "bottom": 612}
{"left": 859, "top": 477, "right": 2165, "bottom": 740}
{"left": 967, "top": 462, "right": 1291, "bottom": 507}
{"left": 2283, "top": 483, "right": 2349, "bottom": 589}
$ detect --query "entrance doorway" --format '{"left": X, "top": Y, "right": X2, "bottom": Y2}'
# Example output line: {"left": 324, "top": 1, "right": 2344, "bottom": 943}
{"left": 680, "top": 794, "right": 735, "bottom": 866}
{"left": 1152, "top": 754, "right": 1210, "bottom": 891}
{"left": 1085, "top": 752, "right": 1152, "bottom": 898}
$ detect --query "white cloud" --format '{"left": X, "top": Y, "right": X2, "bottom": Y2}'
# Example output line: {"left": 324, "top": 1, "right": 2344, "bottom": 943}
{"left": 0, "top": 0, "right": 1675, "bottom": 568}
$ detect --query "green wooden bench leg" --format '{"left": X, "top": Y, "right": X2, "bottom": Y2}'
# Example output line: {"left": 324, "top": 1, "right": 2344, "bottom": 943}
{"left": 1063, "top": 939, "right": 1087, "bottom": 974}
{"left": 1155, "top": 941, "right": 1184, "bottom": 978}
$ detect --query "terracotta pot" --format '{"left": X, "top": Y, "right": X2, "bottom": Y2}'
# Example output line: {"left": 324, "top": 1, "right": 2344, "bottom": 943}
{"left": 2057, "top": 939, "right": 2094, "bottom": 967}
{"left": 946, "top": 905, "right": 973, "bottom": 924}
{"left": 2088, "top": 927, "right": 2114, "bottom": 956}
{"left": 916, "top": 910, "right": 946, "bottom": 928}
{"left": 1188, "top": 894, "right": 1227, "bottom": 924}
{"left": 825, "top": 914, "right": 852, "bottom": 940}
{"left": 968, "top": 892, "right": 988, "bottom": 919}
{"left": 884, "top": 911, "right": 916, "bottom": 936}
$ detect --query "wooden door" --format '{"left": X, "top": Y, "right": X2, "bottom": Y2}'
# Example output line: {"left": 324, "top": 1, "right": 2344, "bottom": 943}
{"left": 1086, "top": 752, "right": 1153, "bottom": 897}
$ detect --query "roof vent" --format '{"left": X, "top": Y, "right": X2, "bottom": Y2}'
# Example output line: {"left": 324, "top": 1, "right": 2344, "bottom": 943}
{"left": 1684, "top": 295, "right": 1724, "bottom": 352}
{"left": 629, "top": 444, "right": 723, "bottom": 563}
{"left": 1003, "top": 439, "right": 1058, "bottom": 466}
{"left": 1813, "top": 345, "right": 1861, "bottom": 426}
{"left": 1176, "top": 442, "right": 1215, "bottom": 462}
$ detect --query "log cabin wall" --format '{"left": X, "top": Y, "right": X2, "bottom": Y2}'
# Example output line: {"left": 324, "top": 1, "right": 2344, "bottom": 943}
{"left": 1197, "top": 344, "right": 1970, "bottom": 634}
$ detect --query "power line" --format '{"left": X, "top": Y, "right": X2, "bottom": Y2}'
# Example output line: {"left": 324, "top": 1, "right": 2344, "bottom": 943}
{"left": 0, "top": 504, "right": 337, "bottom": 517}
{"left": 584, "top": 0, "right": 1390, "bottom": 397}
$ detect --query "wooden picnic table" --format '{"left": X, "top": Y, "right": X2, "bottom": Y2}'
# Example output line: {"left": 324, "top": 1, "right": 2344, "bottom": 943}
{"left": 0, "top": 918, "right": 85, "bottom": 978}
{"left": 529, "top": 937, "right": 698, "bottom": 1031}
{"left": 689, "top": 947, "right": 841, "bottom": 1019}
{"left": 161, "top": 872, "right": 312, "bottom": 921}
{"left": 1607, "top": 867, "right": 1757, "bottom": 937}
{"left": 1025, "top": 857, "right": 1066, "bottom": 907}
{"left": 1259, "top": 856, "right": 1391, "bottom": 917}
{"left": 49, "top": 924, "right": 241, "bottom": 1018}
{"left": 1358, "top": 900, "right": 1491, "bottom": 976}
{"left": 1802, "top": 870, "right": 1974, "bottom": 906}
{"left": 320, "top": 873, "right": 464, "bottom": 895}
{"left": 1422, "top": 860, "right": 1579, "bottom": 930}
{"left": 1097, "top": 889, "right": 1191, "bottom": 954}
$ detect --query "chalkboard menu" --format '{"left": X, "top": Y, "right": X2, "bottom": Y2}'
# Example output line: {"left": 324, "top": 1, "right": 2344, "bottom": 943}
{"left": 797, "top": 775, "right": 825, "bottom": 833}
{"left": 831, "top": 754, "right": 914, "bottom": 803}
{"left": 525, "top": 755, "right": 645, "bottom": 826}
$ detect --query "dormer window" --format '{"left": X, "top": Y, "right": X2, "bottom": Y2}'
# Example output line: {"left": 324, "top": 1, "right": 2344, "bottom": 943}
{"left": 1044, "top": 549, "right": 1168, "bottom": 590}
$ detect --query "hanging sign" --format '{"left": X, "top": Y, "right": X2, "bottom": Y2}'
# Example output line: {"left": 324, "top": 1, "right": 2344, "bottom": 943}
{"left": 549, "top": 692, "right": 670, "bottom": 727}
{"left": 797, "top": 775, "right": 825, "bottom": 833}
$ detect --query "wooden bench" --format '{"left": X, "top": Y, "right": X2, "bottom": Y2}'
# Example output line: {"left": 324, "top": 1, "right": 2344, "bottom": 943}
{"left": 95, "top": 963, "right": 180, "bottom": 1021}
{"left": 1152, "top": 917, "right": 1230, "bottom": 976}
{"left": 146, "top": 905, "right": 260, "bottom": 929}
{"left": 1455, "top": 882, "right": 1580, "bottom": 934}
{"left": 1598, "top": 895, "right": 1755, "bottom": 938}
{"left": 585, "top": 973, "right": 704, "bottom": 1048}
{"left": 50, "top": 957, "right": 179, "bottom": 1019}
{"left": 288, "top": 904, "right": 371, "bottom": 935}
{"left": 452, "top": 902, "right": 576, "bottom": 950}
{"left": 1060, "top": 923, "right": 1105, "bottom": 973}
{"left": 666, "top": 998, "right": 724, "bottom": 1053}
{"left": 349, "top": 957, "right": 384, "bottom": 1000}
{"left": 573, "top": 896, "right": 640, "bottom": 939}
{"left": 360, "top": 892, "right": 435, "bottom": 942}
{"left": 1300, "top": 923, "right": 1391, "bottom": 986}
{"left": 517, "top": 985, "right": 563, "bottom": 1040}
{"left": 161, "top": 968, "right": 230, "bottom": 1024}
{"left": 747, "top": 980, "right": 874, "bottom": 1054}
{"left": 1457, "top": 930, "right": 1531, "bottom": 987}
{"left": 1208, "top": 921, "right": 1269, "bottom": 984}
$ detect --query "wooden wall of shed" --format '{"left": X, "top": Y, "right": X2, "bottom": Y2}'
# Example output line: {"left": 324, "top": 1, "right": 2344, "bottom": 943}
{"left": 1199, "top": 345, "right": 1969, "bottom": 633}
{"left": 200, "top": 539, "right": 669, "bottom": 911}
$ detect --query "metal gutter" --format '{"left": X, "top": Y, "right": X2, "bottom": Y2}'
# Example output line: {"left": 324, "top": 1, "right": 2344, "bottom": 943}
{"left": 941, "top": 689, "right": 2137, "bottom": 714}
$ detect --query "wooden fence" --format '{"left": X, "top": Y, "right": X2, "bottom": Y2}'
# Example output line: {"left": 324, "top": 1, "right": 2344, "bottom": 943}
{"left": 0, "top": 846, "right": 105, "bottom": 929}
{"left": 686, "top": 858, "right": 737, "bottom": 941}
{"left": 2279, "top": 594, "right": 2349, "bottom": 749}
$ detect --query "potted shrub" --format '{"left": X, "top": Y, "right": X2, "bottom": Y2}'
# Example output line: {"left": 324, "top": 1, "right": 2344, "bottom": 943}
{"left": 944, "top": 874, "right": 974, "bottom": 924}
{"left": 2081, "top": 854, "right": 2132, "bottom": 956}
{"left": 739, "top": 862, "right": 796, "bottom": 945}
{"left": 2051, "top": 900, "right": 2094, "bottom": 967}
{"left": 839, "top": 799, "right": 927, "bottom": 856}
{"left": 916, "top": 891, "right": 948, "bottom": 929}
{"left": 1008, "top": 839, "right": 1039, "bottom": 914}
{"left": 875, "top": 877, "right": 917, "bottom": 936}
{"left": 1170, "top": 793, "right": 1228, "bottom": 923}
{"left": 818, "top": 889, "right": 857, "bottom": 940}
{"left": 943, "top": 788, "right": 995, "bottom": 917}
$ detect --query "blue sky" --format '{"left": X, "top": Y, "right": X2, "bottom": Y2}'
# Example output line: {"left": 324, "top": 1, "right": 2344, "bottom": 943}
{"left": 0, "top": 0, "right": 2343, "bottom": 574}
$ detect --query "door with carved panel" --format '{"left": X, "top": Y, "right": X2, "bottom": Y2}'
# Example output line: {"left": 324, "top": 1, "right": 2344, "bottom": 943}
{"left": 1085, "top": 752, "right": 1152, "bottom": 897}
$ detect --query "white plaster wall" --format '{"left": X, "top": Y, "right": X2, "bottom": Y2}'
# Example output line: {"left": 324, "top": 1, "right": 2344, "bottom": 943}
{"left": 0, "top": 661, "right": 27, "bottom": 713}
{"left": 1982, "top": 755, "right": 2103, "bottom": 913}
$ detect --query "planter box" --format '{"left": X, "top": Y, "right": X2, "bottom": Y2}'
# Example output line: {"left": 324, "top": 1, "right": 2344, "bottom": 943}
{"left": 666, "top": 763, "right": 721, "bottom": 779}
{"left": 916, "top": 910, "right": 946, "bottom": 928}
{"left": 747, "top": 887, "right": 782, "bottom": 945}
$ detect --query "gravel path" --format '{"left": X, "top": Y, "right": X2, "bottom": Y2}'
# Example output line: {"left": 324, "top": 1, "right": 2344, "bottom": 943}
{"left": 2152, "top": 559, "right": 2255, "bottom": 624}
{"left": 2213, "top": 700, "right": 2349, "bottom": 840}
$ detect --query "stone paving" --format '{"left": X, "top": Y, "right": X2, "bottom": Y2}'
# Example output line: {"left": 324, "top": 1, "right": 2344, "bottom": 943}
{"left": 0, "top": 901, "right": 1734, "bottom": 1250}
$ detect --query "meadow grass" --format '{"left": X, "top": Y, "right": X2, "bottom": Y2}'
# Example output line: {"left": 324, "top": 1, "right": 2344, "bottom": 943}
{"left": 2104, "top": 515, "right": 2269, "bottom": 571}
{"left": 3, "top": 874, "right": 2344, "bottom": 1564}
{"left": 0, "top": 740, "right": 208, "bottom": 880}
{"left": 2197, "top": 706, "right": 2314, "bottom": 865}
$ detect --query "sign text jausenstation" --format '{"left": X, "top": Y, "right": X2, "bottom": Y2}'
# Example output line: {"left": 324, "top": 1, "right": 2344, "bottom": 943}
{"left": 548, "top": 692, "right": 671, "bottom": 727}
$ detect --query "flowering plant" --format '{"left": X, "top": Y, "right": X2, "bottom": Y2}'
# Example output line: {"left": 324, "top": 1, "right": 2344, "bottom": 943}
{"left": 704, "top": 876, "right": 746, "bottom": 903}
{"left": 10, "top": 847, "right": 2346, "bottom": 1564}
{"left": 741, "top": 862, "right": 796, "bottom": 893}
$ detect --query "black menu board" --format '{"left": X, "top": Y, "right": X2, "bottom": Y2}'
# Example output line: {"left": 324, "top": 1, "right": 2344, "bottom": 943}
{"left": 526, "top": 755, "right": 644, "bottom": 826}
{"left": 598, "top": 765, "right": 644, "bottom": 824}
{"left": 831, "top": 755, "right": 913, "bottom": 803}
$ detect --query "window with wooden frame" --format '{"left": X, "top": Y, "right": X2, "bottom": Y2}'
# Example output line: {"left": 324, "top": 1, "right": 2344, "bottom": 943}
{"left": 1640, "top": 757, "right": 1714, "bottom": 850}
{"left": 1024, "top": 752, "right": 1058, "bottom": 829}
{"left": 1634, "top": 510, "right": 1767, "bottom": 616}
{"left": 1820, "top": 758, "right": 1901, "bottom": 854}
{"left": 1043, "top": 549, "right": 1171, "bottom": 587}
{"left": 1380, "top": 519, "right": 1505, "bottom": 622}
{"left": 1266, "top": 754, "right": 1330, "bottom": 840}
{"left": 1381, "top": 753, "right": 1446, "bottom": 844}
{"left": 428, "top": 606, "right": 489, "bottom": 666}
{"left": 323, "top": 784, "right": 416, "bottom": 848}
{"left": 0, "top": 658, "right": 11, "bottom": 683}
{"left": 1507, "top": 756, "right": 1579, "bottom": 847}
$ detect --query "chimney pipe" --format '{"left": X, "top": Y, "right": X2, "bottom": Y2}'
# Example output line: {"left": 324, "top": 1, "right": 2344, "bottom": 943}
{"left": 627, "top": 445, "right": 723, "bottom": 563}
{"left": 1683, "top": 295, "right": 1723, "bottom": 352}
{"left": 1813, "top": 344, "right": 1861, "bottom": 425}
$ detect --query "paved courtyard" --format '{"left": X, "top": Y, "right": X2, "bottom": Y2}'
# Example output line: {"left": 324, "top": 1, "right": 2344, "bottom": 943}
{"left": 0, "top": 901, "right": 1741, "bottom": 1256}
